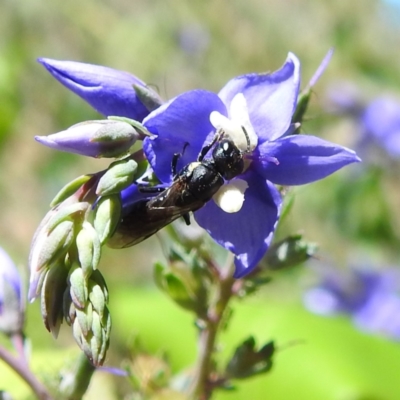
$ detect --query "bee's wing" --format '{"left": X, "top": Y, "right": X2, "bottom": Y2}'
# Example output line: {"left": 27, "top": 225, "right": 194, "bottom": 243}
{"left": 107, "top": 182, "right": 205, "bottom": 248}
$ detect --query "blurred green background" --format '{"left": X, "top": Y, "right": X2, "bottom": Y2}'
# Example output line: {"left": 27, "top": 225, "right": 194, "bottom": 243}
{"left": 1, "top": 0, "right": 400, "bottom": 398}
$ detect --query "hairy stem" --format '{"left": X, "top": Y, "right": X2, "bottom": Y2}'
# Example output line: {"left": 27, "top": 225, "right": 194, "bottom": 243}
{"left": 191, "top": 257, "right": 235, "bottom": 400}
{"left": 0, "top": 343, "right": 54, "bottom": 400}
{"left": 59, "top": 353, "right": 96, "bottom": 400}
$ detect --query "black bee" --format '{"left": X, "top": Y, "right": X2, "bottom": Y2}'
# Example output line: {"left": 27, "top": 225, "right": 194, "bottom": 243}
{"left": 107, "top": 128, "right": 250, "bottom": 248}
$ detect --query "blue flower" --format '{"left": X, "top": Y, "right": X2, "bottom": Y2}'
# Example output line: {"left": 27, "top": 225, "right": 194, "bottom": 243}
{"left": 38, "top": 58, "right": 160, "bottom": 121}
{"left": 40, "top": 54, "right": 360, "bottom": 278}
{"left": 139, "top": 53, "right": 360, "bottom": 277}
{"left": 304, "top": 266, "right": 400, "bottom": 340}
{"left": 0, "top": 247, "right": 24, "bottom": 334}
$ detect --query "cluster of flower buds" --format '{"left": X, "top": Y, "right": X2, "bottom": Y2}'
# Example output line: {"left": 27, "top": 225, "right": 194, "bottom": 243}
{"left": 28, "top": 120, "right": 149, "bottom": 364}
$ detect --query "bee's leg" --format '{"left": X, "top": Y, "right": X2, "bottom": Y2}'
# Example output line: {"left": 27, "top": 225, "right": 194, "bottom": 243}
{"left": 197, "top": 128, "right": 225, "bottom": 161}
{"left": 172, "top": 142, "right": 189, "bottom": 176}
{"left": 182, "top": 213, "right": 191, "bottom": 225}
{"left": 138, "top": 185, "right": 166, "bottom": 193}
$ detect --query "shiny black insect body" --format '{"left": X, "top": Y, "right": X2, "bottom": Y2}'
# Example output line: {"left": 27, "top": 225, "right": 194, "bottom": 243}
{"left": 108, "top": 130, "right": 250, "bottom": 248}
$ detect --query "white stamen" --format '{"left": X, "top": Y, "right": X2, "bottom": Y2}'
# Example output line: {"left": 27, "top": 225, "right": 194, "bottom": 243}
{"left": 229, "top": 93, "right": 258, "bottom": 151}
{"left": 209, "top": 93, "right": 257, "bottom": 152}
{"left": 212, "top": 179, "right": 249, "bottom": 213}
{"left": 210, "top": 111, "right": 244, "bottom": 142}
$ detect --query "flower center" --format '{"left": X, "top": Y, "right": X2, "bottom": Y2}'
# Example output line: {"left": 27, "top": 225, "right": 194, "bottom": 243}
{"left": 210, "top": 93, "right": 258, "bottom": 152}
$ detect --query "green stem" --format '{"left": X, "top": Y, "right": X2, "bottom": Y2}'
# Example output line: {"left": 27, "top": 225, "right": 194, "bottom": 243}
{"left": 0, "top": 343, "right": 54, "bottom": 400}
{"left": 59, "top": 353, "right": 95, "bottom": 400}
{"left": 190, "top": 256, "right": 236, "bottom": 400}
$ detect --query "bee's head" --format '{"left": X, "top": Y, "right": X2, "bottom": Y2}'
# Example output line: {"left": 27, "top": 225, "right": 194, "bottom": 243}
{"left": 212, "top": 139, "right": 244, "bottom": 180}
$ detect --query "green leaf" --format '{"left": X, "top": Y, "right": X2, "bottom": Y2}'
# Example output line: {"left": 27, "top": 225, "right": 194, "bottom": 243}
{"left": 264, "top": 234, "right": 317, "bottom": 270}
{"left": 163, "top": 273, "right": 197, "bottom": 311}
{"left": 226, "top": 337, "right": 275, "bottom": 379}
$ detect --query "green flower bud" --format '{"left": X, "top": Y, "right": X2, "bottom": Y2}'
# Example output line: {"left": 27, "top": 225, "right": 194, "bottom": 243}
{"left": 76, "top": 221, "right": 101, "bottom": 278}
{"left": 69, "top": 269, "right": 111, "bottom": 366}
{"left": 75, "top": 307, "right": 91, "bottom": 337}
{"left": 94, "top": 195, "right": 122, "bottom": 244}
{"left": 50, "top": 174, "right": 93, "bottom": 207}
{"left": 29, "top": 218, "right": 76, "bottom": 303}
{"left": 88, "top": 281, "right": 106, "bottom": 319}
{"left": 40, "top": 261, "right": 69, "bottom": 337}
{"left": 69, "top": 265, "right": 88, "bottom": 309}
{"left": 96, "top": 158, "right": 137, "bottom": 197}
{"left": 39, "top": 220, "right": 75, "bottom": 271}
{"left": 46, "top": 202, "right": 89, "bottom": 233}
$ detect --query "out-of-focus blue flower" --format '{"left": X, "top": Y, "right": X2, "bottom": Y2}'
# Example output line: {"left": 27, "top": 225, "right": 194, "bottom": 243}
{"left": 35, "top": 119, "right": 140, "bottom": 158}
{"left": 361, "top": 97, "right": 400, "bottom": 158}
{"left": 38, "top": 58, "right": 158, "bottom": 121}
{"left": 137, "top": 53, "right": 360, "bottom": 277}
{"left": 178, "top": 23, "right": 210, "bottom": 56}
{"left": 326, "top": 84, "right": 400, "bottom": 160}
{"left": 0, "top": 247, "right": 24, "bottom": 335}
{"left": 304, "top": 266, "right": 400, "bottom": 340}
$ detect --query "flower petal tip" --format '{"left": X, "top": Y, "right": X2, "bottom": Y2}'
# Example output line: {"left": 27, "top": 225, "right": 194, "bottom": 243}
{"left": 287, "top": 52, "right": 300, "bottom": 66}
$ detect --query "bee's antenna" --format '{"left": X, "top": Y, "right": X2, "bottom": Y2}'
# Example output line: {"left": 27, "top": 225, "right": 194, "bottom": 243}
{"left": 241, "top": 126, "right": 251, "bottom": 153}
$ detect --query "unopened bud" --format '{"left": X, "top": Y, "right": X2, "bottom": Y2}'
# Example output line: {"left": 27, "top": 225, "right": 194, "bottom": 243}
{"left": 76, "top": 222, "right": 101, "bottom": 278}
{"left": 40, "top": 261, "right": 69, "bottom": 337}
{"left": 69, "top": 265, "right": 88, "bottom": 309}
{"left": 96, "top": 158, "right": 137, "bottom": 196}
{"left": 94, "top": 195, "right": 122, "bottom": 244}
{"left": 35, "top": 120, "right": 140, "bottom": 158}
{"left": 50, "top": 174, "right": 93, "bottom": 207}
{"left": 69, "top": 269, "right": 111, "bottom": 366}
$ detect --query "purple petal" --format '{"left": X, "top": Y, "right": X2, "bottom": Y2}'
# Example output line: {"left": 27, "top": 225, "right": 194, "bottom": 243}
{"left": 303, "top": 287, "right": 342, "bottom": 315}
{"left": 354, "top": 291, "right": 400, "bottom": 339}
{"left": 0, "top": 247, "right": 21, "bottom": 309}
{"left": 97, "top": 366, "right": 129, "bottom": 377}
{"left": 255, "top": 134, "right": 361, "bottom": 186}
{"left": 120, "top": 183, "right": 163, "bottom": 215}
{"left": 143, "top": 90, "right": 227, "bottom": 184}
{"left": 194, "top": 171, "right": 281, "bottom": 278}
{"left": 306, "top": 48, "right": 334, "bottom": 89}
{"left": 218, "top": 53, "right": 300, "bottom": 143}
{"left": 38, "top": 58, "right": 150, "bottom": 121}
